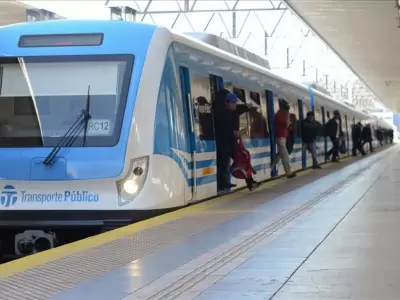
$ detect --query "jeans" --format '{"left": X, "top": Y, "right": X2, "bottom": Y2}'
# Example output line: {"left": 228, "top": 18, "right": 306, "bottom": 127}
{"left": 271, "top": 137, "right": 292, "bottom": 174}
{"left": 216, "top": 146, "right": 232, "bottom": 190}
{"left": 327, "top": 137, "right": 340, "bottom": 161}
{"left": 303, "top": 141, "right": 318, "bottom": 166}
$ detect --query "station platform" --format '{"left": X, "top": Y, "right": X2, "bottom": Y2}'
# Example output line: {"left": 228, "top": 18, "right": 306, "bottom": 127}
{"left": 0, "top": 144, "right": 398, "bottom": 300}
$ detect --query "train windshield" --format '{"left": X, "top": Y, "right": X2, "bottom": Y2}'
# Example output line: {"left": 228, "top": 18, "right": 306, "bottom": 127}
{"left": 0, "top": 55, "right": 133, "bottom": 147}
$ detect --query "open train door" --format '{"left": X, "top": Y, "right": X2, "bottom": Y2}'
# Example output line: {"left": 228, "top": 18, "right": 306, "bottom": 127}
{"left": 179, "top": 67, "right": 219, "bottom": 202}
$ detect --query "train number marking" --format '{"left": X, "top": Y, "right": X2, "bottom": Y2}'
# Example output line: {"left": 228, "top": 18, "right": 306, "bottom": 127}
{"left": 87, "top": 119, "right": 112, "bottom": 136}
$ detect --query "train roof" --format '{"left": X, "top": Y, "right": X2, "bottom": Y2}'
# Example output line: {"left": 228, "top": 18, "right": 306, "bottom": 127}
{"left": 0, "top": 20, "right": 388, "bottom": 127}
{"left": 185, "top": 32, "right": 270, "bottom": 70}
{"left": 172, "top": 29, "right": 371, "bottom": 120}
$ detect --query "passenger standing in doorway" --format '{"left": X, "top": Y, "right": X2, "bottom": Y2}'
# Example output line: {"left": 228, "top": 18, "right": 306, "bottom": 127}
{"left": 325, "top": 110, "right": 342, "bottom": 162}
{"left": 362, "top": 124, "right": 373, "bottom": 152}
{"left": 213, "top": 89, "right": 238, "bottom": 192}
{"left": 301, "top": 111, "right": 321, "bottom": 169}
{"left": 270, "top": 99, "right": 296, "bottom": 178}
{"left": 352, "top": 122, "right": 366, "bottom": 156}
{"left": 213, "top": 89, "right": 251, "bottom": 192}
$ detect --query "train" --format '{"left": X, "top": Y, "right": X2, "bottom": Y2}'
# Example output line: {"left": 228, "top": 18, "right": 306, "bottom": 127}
{"left": 0, "top": 20, "right": 392, "bottom": 259}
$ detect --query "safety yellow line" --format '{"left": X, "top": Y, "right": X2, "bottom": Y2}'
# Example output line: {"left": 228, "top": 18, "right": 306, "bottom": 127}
{"left": 0, "top": 156, "right": 351, "bottom": 279}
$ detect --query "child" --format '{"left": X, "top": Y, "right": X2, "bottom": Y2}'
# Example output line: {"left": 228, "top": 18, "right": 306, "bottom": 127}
{"left": 230, "top": 138, "right": 261, "bottom": 191}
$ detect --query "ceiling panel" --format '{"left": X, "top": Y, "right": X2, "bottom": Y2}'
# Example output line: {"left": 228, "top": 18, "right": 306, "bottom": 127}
{"left": 286, "top": 0, "right": 400, "bottom": 112}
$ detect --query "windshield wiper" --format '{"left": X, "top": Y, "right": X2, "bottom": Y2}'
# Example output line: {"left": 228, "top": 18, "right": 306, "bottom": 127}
{"left": 43, "top": 86, "right": 92, "bottom": 166}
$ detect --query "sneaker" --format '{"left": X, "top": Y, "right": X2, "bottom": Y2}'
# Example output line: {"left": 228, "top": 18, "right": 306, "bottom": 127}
{"left": 248, "top": 182, "right": 261, "bottom": 191}
{"left": 312, "top": 165, "right": 322, "bottom": 169}
{"left": 286, "top": 173, "right": 296, "bottom": 179}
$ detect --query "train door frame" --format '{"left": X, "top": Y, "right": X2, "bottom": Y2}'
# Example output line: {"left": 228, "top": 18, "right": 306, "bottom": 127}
{"left": 344, "top": 114, "right": 350, "bottom": 156}
{"left": 297, "top": 99, "right": 306, "bottom": 169}
{"left": 266, "top": 90, "right": 277, "bottom": 177}
{"left": 315, "top": 106, "right": 325, "bottom": 164}
{"left": 290, "top": 100, "right": 302, "bottom": 171}
{"left": 321, "top": 106, "right": 327, "bottom": 161}
{"left": 179, "top": 67, "right": 221, "bottom": 201}
{"left": 179, "top": 66, "right": 195, "bottom": 202}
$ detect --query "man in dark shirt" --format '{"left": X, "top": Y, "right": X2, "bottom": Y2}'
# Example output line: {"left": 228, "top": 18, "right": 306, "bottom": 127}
{"left": 301, "top": 111, "right": 321, "bottom": 169}
{"left": 362, "top": 124, "right": 373, "bottom": 152}
{"left": 352, "top": 122, "right": 366, "bottom": 156}
{"left": 213, "top": 90, "right": 250, "bottom": 192}
{"left": 325, "top": 110, "right": 342, "bottom": 162}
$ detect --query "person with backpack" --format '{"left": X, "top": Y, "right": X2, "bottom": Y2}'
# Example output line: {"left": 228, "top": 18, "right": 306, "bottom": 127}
{"left": 230, "top": 138, "right": 260, "bottom": 191}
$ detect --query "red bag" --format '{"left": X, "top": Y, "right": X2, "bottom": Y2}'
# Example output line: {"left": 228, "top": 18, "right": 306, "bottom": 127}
{"left": 230, "top": 138, "right": 256, "bottom": 179}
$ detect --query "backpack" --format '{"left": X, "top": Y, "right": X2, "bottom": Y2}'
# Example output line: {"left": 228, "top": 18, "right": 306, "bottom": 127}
{"left": 230, "top": 139, "right": 256, "bottom": 179}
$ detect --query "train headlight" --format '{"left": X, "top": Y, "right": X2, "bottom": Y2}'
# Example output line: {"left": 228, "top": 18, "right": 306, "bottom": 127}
{"left": 117, "top": 156, "right": 149, "bottom": 206}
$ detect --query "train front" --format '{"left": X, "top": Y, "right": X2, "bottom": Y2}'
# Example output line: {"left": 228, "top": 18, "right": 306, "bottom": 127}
{"left": 0, "top": 20, "right": 155, "bottom": 259}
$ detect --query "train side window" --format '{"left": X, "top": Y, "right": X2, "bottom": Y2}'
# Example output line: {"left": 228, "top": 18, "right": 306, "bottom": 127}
{"left": 249, "top": 91, "right": 269, "bottom": 138}
{"left": 190, "top": 74, "right": 214, "bottom": 141}
{"left": 232, "top": 87, "right": 249, "bottom": 138}
{"left": 315, "top": 108, "right": 322, "bottom": 123}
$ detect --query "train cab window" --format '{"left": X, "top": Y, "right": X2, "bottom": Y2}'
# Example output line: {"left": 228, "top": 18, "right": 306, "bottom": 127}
{"left": 232, "top": 87, "right": 249, "bottom": 138}
{"left": 0, "top": 55, "right": 133, "bottom": 147}
{"left": 190, "top": 74, "right": 214, "bottom": 141}
{"left": 249, "top": 91, "right": 269, "bottom": 138}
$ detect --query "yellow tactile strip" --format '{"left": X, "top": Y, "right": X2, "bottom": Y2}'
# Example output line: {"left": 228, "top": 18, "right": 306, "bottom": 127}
{"left": 0, "top": 213, "right": 240, "bottom": 300}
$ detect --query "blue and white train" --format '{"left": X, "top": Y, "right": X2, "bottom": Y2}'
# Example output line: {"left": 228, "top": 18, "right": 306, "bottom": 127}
{"left": 0, "top": 20, "right": 391, "bottom": 257}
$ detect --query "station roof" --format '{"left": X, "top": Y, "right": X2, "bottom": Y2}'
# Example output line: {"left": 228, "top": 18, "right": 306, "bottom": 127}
{"left": 286, "top": 0, "right": 400, "bottom": 113}
{"left": 0, "top": 0, "right": 33, "bottom": 26}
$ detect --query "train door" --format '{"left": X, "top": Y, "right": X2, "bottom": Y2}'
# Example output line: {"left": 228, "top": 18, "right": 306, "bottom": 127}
{"left": 273, "top": 96, "right": 285, "bottom": 175}
{"left": 291, "top": 101, "right": 302, "bottom": 171}
{"left": 230, "top": 86, "right": 249, "bottom": 189}
{"left": 315, "top": 107, "right": 325, "bottom": 164}
{"left": 301, "top": 99, "right": 314, "bottom": 168}
{"left": 180, "top": 67, "right": 217, "bottom": 202}
{"left": 249, "top": 91, "right": 270, "bottom": 182}
{"left": 344, "top": 114, "right": 351, "bottom": 156}
{"left": 325, "top": 110, "right": 332, "bottom": 158}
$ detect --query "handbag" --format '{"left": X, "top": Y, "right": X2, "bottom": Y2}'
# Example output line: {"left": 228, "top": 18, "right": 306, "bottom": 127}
{"left": 339, "top": 139, "right": 347, "bottom": 154}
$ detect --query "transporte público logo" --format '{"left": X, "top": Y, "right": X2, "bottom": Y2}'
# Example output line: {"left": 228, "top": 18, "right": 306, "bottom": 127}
{"left": 0, "top": 185, "right": 99, "bottom": 207}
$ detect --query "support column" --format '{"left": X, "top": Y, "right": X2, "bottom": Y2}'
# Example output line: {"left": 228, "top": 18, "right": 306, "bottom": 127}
{"left": 232, "top": 11, "right": 237, "bottom": 38}
{"left": 264, "top": 31, "right": 268, "bottom": 56}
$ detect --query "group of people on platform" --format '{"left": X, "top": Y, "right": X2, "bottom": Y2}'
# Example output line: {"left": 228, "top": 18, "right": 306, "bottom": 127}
{"left": 212, "top": 89, "right": 393, "bottom": 193}
{"left": 351, "top": 122, "right": 393, "bottom": 156}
